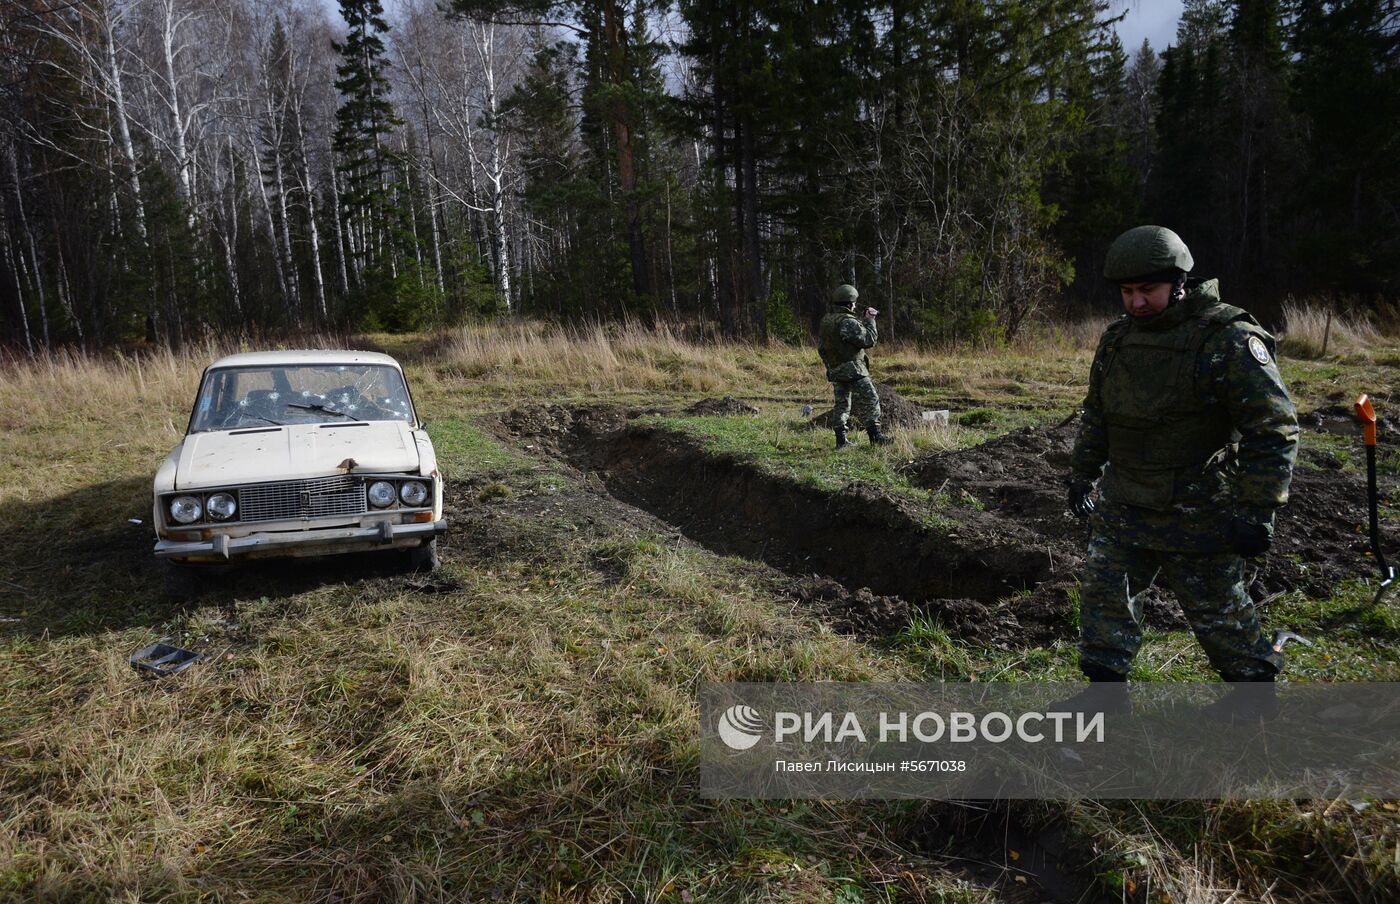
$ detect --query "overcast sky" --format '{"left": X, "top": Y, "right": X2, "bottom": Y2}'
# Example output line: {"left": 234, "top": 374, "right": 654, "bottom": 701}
{"left": 1112, "top": 0, "right": 1185, "bottom": 53}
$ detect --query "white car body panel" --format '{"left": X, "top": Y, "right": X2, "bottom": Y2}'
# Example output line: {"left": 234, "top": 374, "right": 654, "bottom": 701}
{"left": 175, "top": 421, "right": 419, "bottom": 490}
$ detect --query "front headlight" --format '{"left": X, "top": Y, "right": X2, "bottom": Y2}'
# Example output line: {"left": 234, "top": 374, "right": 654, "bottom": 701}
{"left": 367, "top": 480, "right": 396, "bottom": 508}
{"left": 207, "top": 492, "right": 237, "bottom": 521}
{"left": 170, "top": 495, "right": 202, "bottom": 524}
{"left": 399, "top": 481, "right": 429, "bottom": 506}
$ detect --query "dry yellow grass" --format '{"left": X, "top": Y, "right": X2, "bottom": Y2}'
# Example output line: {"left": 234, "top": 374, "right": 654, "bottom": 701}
{"left": 1278, "top": 299, "right": 1384, "bottom": 359}
{"left": 435, "top": 320, "right": 756, "bottom": 393}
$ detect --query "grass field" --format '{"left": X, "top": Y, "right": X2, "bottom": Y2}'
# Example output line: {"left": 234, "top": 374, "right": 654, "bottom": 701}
{"left": 1, "top": 320, "right": 1398, "bottom": 902}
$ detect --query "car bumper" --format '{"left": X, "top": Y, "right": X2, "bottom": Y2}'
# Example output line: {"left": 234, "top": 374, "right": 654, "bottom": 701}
{"left": 154, "top": 519, "right": 447, "bottom": 561}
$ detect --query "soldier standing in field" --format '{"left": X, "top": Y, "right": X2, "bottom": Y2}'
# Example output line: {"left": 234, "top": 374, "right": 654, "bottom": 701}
{"left": 818, "top": 284, "right": 894, "bottom": 450}
{"left": 1066, "top": 226, "right": 1300, "bottom": 697}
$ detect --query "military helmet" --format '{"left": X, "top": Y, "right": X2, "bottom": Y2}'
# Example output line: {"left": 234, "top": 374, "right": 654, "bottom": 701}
{"left": 1103, "top": 226, "right": 1194, "bottom": 282}
{"left": 832, "top": 284, "right": 859, "bottom": 307}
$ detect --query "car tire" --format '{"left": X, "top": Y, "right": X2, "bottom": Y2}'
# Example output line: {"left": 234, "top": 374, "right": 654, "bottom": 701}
{"left": 403, "top": 538, "right": 439, "bottom": 573}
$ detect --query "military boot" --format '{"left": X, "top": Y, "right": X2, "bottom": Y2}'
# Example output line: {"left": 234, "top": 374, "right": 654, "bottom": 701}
{"left": 866, "top": 425, "right": 894, "bottom": 446}
{"left": 1201, "top": 679, "right": 1278, "bottom": 724}
{"left": 834, "top": 428, "right": 857, "bottom": 451}
{"left": 1051, "top": 663, "right": 1131, "bottom": 717}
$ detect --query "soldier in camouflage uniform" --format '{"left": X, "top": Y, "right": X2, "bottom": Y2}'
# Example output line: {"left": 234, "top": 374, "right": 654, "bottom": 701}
{"left": 1067, "top": 226, "right": 1299, "bottom": 687}
{"left": 818, "top": 284, "right": 894, "bottom": 450}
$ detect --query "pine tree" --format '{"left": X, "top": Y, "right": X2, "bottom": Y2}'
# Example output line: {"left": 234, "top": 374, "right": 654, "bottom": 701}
{"left": 1290, "top": 0, "right": 1400, "bottom": 299}
{"left": 333, "top": 0, "right": 404, "bottom": 325}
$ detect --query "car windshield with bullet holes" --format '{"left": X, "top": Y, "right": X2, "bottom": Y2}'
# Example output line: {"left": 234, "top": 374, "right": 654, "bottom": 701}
{"left": 152, "top": 350, "right": 445, "bottom": 579}
{"left": 188, "top": 362, "right": 416, "bottom": 432}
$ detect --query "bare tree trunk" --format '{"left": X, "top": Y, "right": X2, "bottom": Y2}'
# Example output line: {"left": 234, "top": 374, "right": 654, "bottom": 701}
{"left": 6, "top": 141, "right": 49, "bottom": 347}
{"left": 55, "top": 244, "right": 83, "bottom": 346}
{"left": 602, "top": 0, "right": 649, "bottom": 305}
{"left": 266, "top": 103, "right": 301, "bottom": 320}
{"left": 740, "top": 115, "right": 763, "bottom": 339}
{"left": 279, "top": 31, "right": 328, "bottom": 320}
{"left": 220, "top": 135, "right": 242, "bottom": 315}
{"left": 1, "top": 218, "right": 34, "bottom": 355}
{"left": 456, "top": 32, "right": 488, "bottom": 265}
{"left": 103, "top": 4, "right": 147, "bottom": 242}
{"left": 418, "top": 101, "right": 445, "bottom": 300}
{"left": 157, "top": 0, "right": 193, "bottom": 211}
{"left": 295, "top": 128, "right": 328, "bottom": 320}
{"left": 470, "top": 23, "right": 512, "bottom": 310}
{"left": 249, "top": 133, "right": 293, "bottom": 321}
{"left": 328, "top": 147, "right": 352, "bottom": 295}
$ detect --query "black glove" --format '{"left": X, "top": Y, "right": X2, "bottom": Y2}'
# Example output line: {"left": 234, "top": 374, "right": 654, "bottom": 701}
{"left": 1227, "top": 517, "right": 1272, "bottom": 557}
{"left": 1067, "top": 480, "right": 1096, "bottom": 518}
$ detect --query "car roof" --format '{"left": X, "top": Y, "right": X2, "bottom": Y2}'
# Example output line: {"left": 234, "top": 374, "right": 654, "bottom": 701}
{"left": 206, "top": 350, "right": 403, "bottom": 370}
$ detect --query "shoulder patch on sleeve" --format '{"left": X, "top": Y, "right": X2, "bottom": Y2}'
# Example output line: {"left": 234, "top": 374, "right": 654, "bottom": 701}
{"left": 1247, "top": 334, "right": 1271, "bottom": 365}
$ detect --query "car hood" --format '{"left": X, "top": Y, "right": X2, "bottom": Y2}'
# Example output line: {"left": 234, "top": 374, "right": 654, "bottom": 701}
{"left": 176, "top": 421, "right": 420, "bottom": 489}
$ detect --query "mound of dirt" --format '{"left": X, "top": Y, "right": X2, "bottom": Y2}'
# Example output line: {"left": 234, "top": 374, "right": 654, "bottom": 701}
{"left": 792, "top": 573, "right": 1085, "bottom": 648}
{"left": 904, "top": 422, "right": 1081, "bottom": 538}
{"left": 903, "top": 420, "right": 1397, "bottom": 599}
{"left": 498, "top": 403, "right": 630, "bottom": 458}
{"left": 684, "top": 396, "right": 760, "bottom": 416}
{"left": 792, "top": 575, "right": 915, "bottom": 638}
{"left": 808, "top": 382, "right": 928, "bottom": 430}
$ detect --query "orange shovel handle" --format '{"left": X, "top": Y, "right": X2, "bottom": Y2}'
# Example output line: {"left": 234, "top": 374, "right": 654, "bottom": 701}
{"left": 1356, "top": 394, "right": 1377, "bottom": 446}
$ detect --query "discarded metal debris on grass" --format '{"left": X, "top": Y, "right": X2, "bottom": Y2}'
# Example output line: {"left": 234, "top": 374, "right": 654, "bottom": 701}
{"left": 129, "top": 642, "right": 203, "bottom": 678}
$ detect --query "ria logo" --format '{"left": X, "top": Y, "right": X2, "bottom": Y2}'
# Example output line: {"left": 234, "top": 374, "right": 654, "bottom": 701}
{"left": 717, "top": 704, "right": 766, "bottom": 750}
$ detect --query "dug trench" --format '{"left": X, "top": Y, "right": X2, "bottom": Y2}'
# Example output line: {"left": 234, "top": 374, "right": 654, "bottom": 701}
{"left": 490, "top": 399, "right": 1399, "bottom": 649}
{"left": 497, "top": 403, "right": 1099, "bottom": 646}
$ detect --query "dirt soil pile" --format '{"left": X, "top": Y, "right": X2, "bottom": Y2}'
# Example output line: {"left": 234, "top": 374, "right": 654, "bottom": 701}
{"left": 684, "top": 396, "right": 760, "bottom": 416}
{"left": 792, "top": 574, "right": 1081, "bottom": 647}
{"left": 808, "top": 382, "right": 928, "bottom": 430}
{"left": 903, "top": 414, "right": 1398, "bottom": 599}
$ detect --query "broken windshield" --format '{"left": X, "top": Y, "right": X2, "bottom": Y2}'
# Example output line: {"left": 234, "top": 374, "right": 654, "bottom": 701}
{"left": 189, "top": 364, "right": 416, "bottom": 433}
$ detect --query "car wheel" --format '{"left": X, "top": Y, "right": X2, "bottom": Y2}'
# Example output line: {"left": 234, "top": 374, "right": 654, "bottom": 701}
{"left": 403, "top": 538, "right": 439, "bottom": 573}
{"left": 163, "top": 561, "right": 205, "bottom": 600}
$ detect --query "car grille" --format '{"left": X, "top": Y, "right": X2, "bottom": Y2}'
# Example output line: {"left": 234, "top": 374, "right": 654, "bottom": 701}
{"left": 237, "top": 475, "right": 367, "bottom": 523}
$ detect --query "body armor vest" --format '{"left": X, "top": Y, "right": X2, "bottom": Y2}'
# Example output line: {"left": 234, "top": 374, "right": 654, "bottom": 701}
{"left": 1098, "top": 299, "right": 1247, "bottom": 510}
{"left": 818, "top": 310, "right": 866, "bottom": 377}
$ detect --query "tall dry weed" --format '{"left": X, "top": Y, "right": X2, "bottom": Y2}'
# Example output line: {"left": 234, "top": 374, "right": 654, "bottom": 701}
{"left": 439, "top": 319, "right": 759, "bottom": 392}
{"left": 1278, "top": 299, "right": 1382, "bottom": 359}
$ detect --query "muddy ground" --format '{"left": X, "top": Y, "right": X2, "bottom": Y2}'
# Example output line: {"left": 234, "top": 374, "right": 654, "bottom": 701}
{"left": 904, "top": 416, "right": 1398, "bottom": 601}
{"left": 684, "top": 396, "right": 760, "bottom": 416}
{"left": 482, "top": 399, "right": 1397, "bottom": 651}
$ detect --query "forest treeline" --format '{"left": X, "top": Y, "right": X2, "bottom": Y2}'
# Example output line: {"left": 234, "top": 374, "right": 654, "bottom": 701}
{"left": 1, "top": 0, "right": 1398, "bottom": 350}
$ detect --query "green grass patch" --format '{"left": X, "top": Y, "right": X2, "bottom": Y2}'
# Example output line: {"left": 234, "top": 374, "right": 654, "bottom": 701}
{"left": 640, "top": 413, "right": 969, "bottom": 504}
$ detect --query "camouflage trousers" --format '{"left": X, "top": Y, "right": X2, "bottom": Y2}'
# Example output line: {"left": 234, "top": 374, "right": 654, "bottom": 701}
{"left": 1078, "top": 533, "right": 1283, "bottom": 681}
{"left": 831, "top": 377, "right": 882, "bottom": 431}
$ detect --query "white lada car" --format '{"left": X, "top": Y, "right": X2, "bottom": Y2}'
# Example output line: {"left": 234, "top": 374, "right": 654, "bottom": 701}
{"left": 153, "top": 351, "right": 445, "bottom": 576}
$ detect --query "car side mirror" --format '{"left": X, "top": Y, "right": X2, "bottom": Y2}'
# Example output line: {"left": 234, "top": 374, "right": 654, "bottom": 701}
{"left": 417, "top": 420, "right": 428, "bottom": 431}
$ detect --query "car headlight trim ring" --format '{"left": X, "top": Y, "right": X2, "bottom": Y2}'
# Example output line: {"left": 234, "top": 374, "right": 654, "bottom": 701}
{"left": 367, "top": 480, "right": 397, "bottom": 508}
{"left": 170, "top": 495, "right": 203, "bottom": 524}
{"left": 399, "top": 480, "right": 429, "bottom": 507}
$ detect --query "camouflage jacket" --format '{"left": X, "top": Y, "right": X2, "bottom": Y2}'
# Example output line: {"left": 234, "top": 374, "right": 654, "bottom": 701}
{"left": 818, "top": 307, "right": 878, "bottom": 382}
{"left": 1070, "top": 279, "right": 1299, "bottom": 552}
